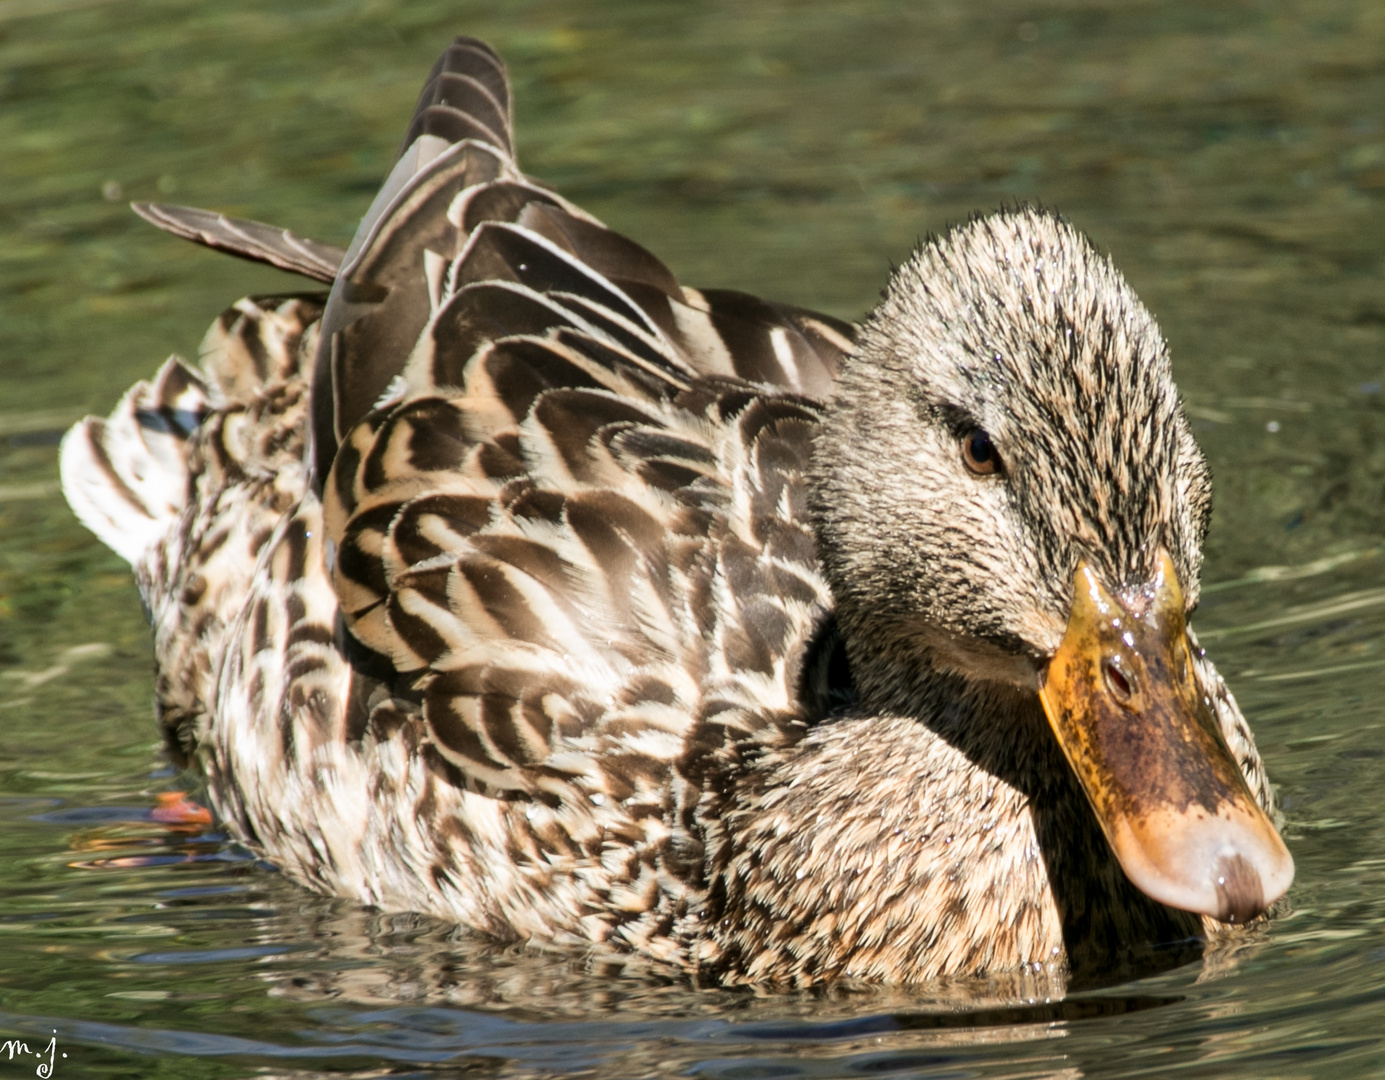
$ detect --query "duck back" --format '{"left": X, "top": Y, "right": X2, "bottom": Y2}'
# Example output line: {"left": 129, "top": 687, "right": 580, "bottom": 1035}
{"left": 62, "top": 35, "right": 859, "bottom": 969}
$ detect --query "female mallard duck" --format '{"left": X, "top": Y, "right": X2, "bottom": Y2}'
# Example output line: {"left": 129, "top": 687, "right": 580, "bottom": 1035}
{"left": 62, "top": 36, "right": 1292, "bottom": 986}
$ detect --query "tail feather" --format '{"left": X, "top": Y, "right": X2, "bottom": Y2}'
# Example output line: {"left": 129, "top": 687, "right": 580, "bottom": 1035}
{"left": 198, "top": 293, "right": 326, "bottom": 405}
{"left": 60, "top": 357, "right": 209, "bottom": 565}
{"left": 62, "top": 294, "right": 325, "bottom": 569}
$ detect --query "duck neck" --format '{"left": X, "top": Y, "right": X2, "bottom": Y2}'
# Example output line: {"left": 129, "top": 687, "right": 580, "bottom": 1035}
{"left": 834, "top": 607, "right": 1057, "bottom": 784}
{"left": 694, "top": 609, "right": 1207, "bottom": 985}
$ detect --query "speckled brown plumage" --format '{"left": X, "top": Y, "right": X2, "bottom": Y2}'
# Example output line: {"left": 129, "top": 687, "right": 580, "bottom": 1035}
{"left": 61, "top": 34, "right": 1280, "bottom": 988}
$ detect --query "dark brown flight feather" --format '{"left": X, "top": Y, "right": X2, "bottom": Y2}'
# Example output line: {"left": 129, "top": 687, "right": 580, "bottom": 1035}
{"left": 132, "top": 202, "right": 345, "bottom": 284}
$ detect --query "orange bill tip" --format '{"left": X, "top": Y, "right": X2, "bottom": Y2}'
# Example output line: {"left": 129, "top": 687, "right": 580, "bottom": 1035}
{"left": 1038, "top": 550, "right": 1293, "bottom": 923}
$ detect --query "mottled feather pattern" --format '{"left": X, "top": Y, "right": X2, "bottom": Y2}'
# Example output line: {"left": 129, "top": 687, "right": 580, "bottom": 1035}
{"left": 810, "top": 213, "right": 1213, "bottom": 684}
{"left": 319, "top": 347, "right": 836, "bottom": 949}
{"left": 108, "top": 37, "right": 845, "bottom": 969}
{"left": 61, "top": 34, "right": 1285, "bottom": 986}
{"left": 693, "top": 623, "right": 1276, "bottom": 985}
{"left": 141, "top": 296, "right": 325, "bottom": 760}
{"left": 60, "top": 355, "right": 209, "bottom": 565}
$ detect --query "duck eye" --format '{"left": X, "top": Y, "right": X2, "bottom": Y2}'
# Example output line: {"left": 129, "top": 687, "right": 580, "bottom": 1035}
{"left": 961, "top": 428, "right": 1001, "bottom": 476}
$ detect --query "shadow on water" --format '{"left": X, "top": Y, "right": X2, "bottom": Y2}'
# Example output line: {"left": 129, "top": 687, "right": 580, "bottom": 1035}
{"left": 738, "top": 993, "right": 1183, "bottom": 1040}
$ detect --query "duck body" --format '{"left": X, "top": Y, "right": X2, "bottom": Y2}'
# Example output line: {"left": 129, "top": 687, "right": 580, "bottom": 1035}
{"left": 62, "top": 36, "right": 1289, "bottom": 986}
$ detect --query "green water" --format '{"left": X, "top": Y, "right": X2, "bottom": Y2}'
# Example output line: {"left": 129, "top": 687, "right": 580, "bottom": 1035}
{"left": 2, "top": 0, "right": 1385, "bottom": 1076}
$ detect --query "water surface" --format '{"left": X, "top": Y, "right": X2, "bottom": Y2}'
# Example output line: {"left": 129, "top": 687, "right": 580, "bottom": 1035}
{"left": 2, "top": 0, "right": 1385, "bottom": 1076}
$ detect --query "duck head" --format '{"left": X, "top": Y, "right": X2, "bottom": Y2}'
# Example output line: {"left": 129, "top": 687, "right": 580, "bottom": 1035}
{"left": 809, "top": 206, "right": 1293, "bottom": 925}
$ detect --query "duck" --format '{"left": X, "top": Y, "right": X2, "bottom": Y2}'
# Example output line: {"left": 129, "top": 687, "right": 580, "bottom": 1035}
{"left": 60, "top": 34, "right": 1293, "bottom": 987}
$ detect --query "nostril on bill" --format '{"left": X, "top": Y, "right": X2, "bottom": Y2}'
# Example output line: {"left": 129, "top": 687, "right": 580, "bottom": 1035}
{"left": 1103, "top": 657, "right": 1133, "bottom": 704}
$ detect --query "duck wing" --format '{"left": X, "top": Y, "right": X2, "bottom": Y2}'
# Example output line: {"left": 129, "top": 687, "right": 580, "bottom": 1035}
{"left": 310, "top": 36, "right": 853, "bottom": 487}
{"left": 315, "top": 38, "right": 851, "bottom": 830}
{"left": 118, "top": 36, "right": 852, "bottom": 490}
{"left": 94, "top": 37, "right": 855, "bottom": 943}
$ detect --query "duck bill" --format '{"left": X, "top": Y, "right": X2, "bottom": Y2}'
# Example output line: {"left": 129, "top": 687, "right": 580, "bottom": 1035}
{"left": 1037, "top": 550, "right": 1294, "bottom": 923}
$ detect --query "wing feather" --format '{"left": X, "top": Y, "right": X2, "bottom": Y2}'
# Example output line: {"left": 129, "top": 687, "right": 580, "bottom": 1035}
{"left": 132, "top": 36, "right": 853, "bottom": 877}
{"left": 131, "top": 202, "right": 345, "bottom": 283}
{"left": 310, "top": 36, "right": 523, "bottom": 482}
{"left": 326, "top": 346, "right": 834, "bottom": 813}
